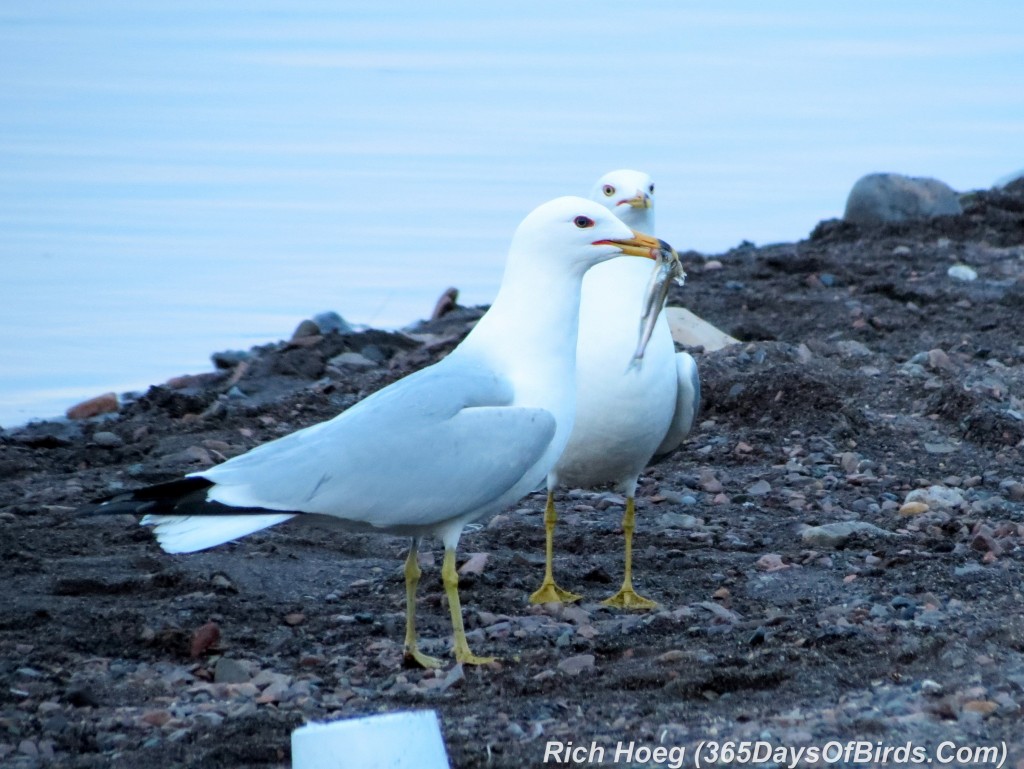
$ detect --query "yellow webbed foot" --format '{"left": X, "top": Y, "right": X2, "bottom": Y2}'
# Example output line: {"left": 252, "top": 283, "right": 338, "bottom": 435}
{"left": 602, "top": 587, "right": 657, "bottom": 611}
{"left": 529, "top": 580, "right": 582, "bottom": 605}
{"left": 404, "top": 646, "right": 444, "bottom": 670}
{"left": 454, "top": 649, "right": 498, "bottom": 666}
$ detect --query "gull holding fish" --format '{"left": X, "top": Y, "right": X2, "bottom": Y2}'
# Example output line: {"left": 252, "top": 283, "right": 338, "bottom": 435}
{"left": 87, "top": 196, "right": 662, "bottom": 667}
{"left": 530, "top": 170, "right": 700, "bottom": 609}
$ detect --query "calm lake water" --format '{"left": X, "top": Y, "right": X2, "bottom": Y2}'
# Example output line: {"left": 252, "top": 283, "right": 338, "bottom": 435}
{"left": 1, "top": 1, "right": 1022, "bottom": 426}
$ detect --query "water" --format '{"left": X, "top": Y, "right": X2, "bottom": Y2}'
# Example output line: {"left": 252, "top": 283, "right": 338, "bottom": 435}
{"left": 1, "top": 1, "right": 1022, "bottom": 426}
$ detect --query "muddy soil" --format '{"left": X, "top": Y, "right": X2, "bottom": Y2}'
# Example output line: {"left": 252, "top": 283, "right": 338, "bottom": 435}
{"left": 2, "top": 181, "right": 1023, "bottom": 768}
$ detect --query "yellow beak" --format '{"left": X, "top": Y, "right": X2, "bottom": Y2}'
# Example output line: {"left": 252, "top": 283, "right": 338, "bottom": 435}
{"left": 624, "top": 192, "right": 652, "bottom": 210}
{"left": 593, "top": 229, "right": 663, "bottom": 259}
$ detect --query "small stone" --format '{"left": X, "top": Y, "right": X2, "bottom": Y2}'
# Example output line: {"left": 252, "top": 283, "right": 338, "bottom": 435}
{"left": 284, "top": 612, "right": 305, "bottom": 626}
{"left": 962, "top": 700, "right": 998, "bottom": 716}
{"left": 927, "top": 348, "right": 954, "bottom": 371}
{"left": 92, "top": 431, "right": 124, "bottom": 448}
{"left": 1003, "top": 482, "right": 1024, "bottom": 502}
{"left": 703, "top": 260, "right": 723, "bottom": 271}
{"left": 656, "top": 512, "right": 699, "bottom": 529}
{"left": 329, "top": 352, "right": 376, "bottom": 370}
{"left": 140, "top": 710, "right": 172, "bottom": 727}
{"left": 214, "top": 658, "right": 251, "bottom": 684}
{"left": 557, "top": 654, "right": 595, "bottom": 676}
{"left": 755, "top": 554, "right": 790, "bottom": 572}
{"left": 800, "top": 521, "right": 893, "bottom": 548}
{"left": 746, "top": 480, "right": 771, "bottom": 496}
{"left": 836, "top": 340, "right": 873, "bottom": 358}
{"left": 190, "top": 621, "right": 220, "bottom": 658}
{"left": 66, "top": 392, "right": 119, "bottom": 420}
{"left": 211, "top": 573, "right": 235, "bottom": 591}
{"left": 899, "top": 501, "right": 930, "bottom": 516}
{"left": 947, "top": 264, "right": 977, "bottom": 282}
{"left": 699, "top": 469, "right": 723, "bottom": 493}
{"left": 838, "top": 452, "right": 859, "bottom": 473}
{"left": 458, "top": 553, "right": 489, "bottom": 575}
{"left": 905, "top": 485, "right": 964, "bottom": 511}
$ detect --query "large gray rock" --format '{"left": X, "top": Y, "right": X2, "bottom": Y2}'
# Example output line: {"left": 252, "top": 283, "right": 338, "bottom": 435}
{"left": 844, "top": 173, "right": 962, "bottom": 225}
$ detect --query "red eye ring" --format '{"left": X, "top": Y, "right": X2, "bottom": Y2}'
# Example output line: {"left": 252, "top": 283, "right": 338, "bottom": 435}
{"left": 602, "top": 185, "right": 615, "bottom": 196}
{"left": 574, "top": 215, "right": 595, "bottom": 228}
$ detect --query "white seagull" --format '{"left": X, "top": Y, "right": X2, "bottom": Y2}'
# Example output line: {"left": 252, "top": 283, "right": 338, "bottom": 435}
{"left": 529, "top": 170, "right": 701, "bottom": 609}
{"left": 90, "top": 196, "right": 661, "bottom": 667}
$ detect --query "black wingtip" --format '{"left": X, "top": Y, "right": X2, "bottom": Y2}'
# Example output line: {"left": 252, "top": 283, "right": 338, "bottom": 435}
{"left": 83, "top": 476, "right": 215, "bottom": 517}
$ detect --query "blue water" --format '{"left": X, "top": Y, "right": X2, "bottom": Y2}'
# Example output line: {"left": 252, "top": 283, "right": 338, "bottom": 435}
{"left": 1, "top": 1, "right": 1022, "bottom": 426}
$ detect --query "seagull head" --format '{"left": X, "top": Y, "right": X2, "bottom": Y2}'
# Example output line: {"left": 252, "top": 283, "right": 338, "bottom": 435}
{"left": 590, "top": 169, "right": 656, "bottom": 232}
{"left": 511, "top": 196, "right": 660, "bottom": 277}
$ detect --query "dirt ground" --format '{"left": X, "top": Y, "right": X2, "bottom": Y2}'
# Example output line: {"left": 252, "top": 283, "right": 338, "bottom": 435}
{"left": 2, "top": 181, "right": 1023, "bottom": 768}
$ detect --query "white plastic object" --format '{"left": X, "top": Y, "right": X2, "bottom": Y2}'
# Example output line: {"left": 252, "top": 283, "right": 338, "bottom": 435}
{"left": 291, "top": 710, "right": 450, "bottom": 769}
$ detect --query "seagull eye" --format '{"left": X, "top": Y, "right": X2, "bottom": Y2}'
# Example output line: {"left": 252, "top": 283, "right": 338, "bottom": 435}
{"left": 573, "top": 215, "right": 595, "bottom": 228}
{"left": 602, "top": 185, "right": 615, "bottom": 197}
{"left": 649, "top": 184, "right": 655, "bottom": 194}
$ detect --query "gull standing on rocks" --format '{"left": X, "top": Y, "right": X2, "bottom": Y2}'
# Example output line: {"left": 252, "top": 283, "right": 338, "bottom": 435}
{"left": 530, "top": 170, "right": 701, "bottom": 609}
{"left": 87, "top": 196, "right": 662, "bottom": 668}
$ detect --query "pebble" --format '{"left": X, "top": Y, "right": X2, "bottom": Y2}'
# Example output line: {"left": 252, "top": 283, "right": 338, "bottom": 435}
{"left": 329, "top": 351, "right": 377, "bottom": 370}
{"left": 92, "top": 431, "right": 124, "bottom": 448}
{"left": 904, "top": 485, "right": 964, "bottom": 511}
{"left": 835, "top": 340, "right": 873, "bottom": 358}
{"left": 557, "top": 654, "right": 595, "bottom": 676}
{"left": 800, "top": 521, "right": 893, "bottom": 548}
{"left": 746, "top": 480, "right": 771, "bottom": 496}
{"left": 947, "top": 264, "right": 977, "bottom": 281}
{"left": 190, "top": 622, "right": 220, "bottom": 658}
{"left": 459, "top": 552, "right": 489, "bottom": 575}
{"left": 898, "top": 501, "right": 930, "bottom": 516}
{"left": 213, "top": 658, "right": 250, "bottom": 684}
{"left": 656, "top": 512, "right": 699, "bottom": 529}
{"left": 755, "top": 554, "right": 790, "bottom": 572}
{"left": 699, "top": 469, "right": 723, "bottom": 493}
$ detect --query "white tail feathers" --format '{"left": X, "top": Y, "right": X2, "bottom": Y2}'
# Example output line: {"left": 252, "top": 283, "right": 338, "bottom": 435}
{"left": 140, "top": 513, "right": 295, "bottom": 553}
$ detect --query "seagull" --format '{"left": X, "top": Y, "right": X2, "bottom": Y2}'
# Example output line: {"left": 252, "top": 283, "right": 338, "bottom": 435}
{"left": 88, "top": 196, "right": 661, "bottom": 668}
{"left": 529, "top": 170, "right": 701, "bottom": 610}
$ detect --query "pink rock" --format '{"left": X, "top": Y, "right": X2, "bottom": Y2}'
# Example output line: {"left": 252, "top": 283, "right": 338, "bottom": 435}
{"left": 756, "top": 554, "right": 791, "bottom": 572}
{"left": 66, "top": 392, "right": 119, "bottom": 420}
{"left": 458, "top": 553, "right": 489, "bottom": 575}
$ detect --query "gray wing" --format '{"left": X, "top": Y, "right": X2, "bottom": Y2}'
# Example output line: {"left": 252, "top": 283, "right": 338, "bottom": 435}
{"left": 655, "top": 352, "right": 700, "bottom": 456}
{"left": 195, "top": 360, "right": 557, "bottom": 528}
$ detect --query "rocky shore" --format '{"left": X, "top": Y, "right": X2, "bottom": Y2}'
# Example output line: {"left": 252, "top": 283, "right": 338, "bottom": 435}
{"left": 1, "top": 179, "right": 1023, "bottom": 768}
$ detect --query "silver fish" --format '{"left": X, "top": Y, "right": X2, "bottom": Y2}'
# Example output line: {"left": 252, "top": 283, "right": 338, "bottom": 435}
{"left": 632, "top": 239, "right": 685, "bottom": 363}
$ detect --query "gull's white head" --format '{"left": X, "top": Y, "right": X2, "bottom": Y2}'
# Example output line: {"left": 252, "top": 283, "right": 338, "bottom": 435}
{"left": 590, "top": 169, "right": 656, "bottom": 233}
{"left": 510, "top": 196, "right": 660, "bottom": 277}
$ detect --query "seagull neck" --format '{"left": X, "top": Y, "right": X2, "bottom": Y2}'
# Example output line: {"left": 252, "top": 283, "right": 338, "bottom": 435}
{"left": 459, "top": 259, "right": 587, "bottom": 390}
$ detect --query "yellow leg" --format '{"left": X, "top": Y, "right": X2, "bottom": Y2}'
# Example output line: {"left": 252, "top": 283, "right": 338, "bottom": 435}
{"left": 442, "top": 548, "right": 496, "bottom": 665}
{"left": 403, "top": 540, "right": 443, "bottom": 669}
{"left": 529, "top": 492, "right": 583, "bottom": 604}
{"left": 602, "top": 497, "right": 657, "bottom": 610}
